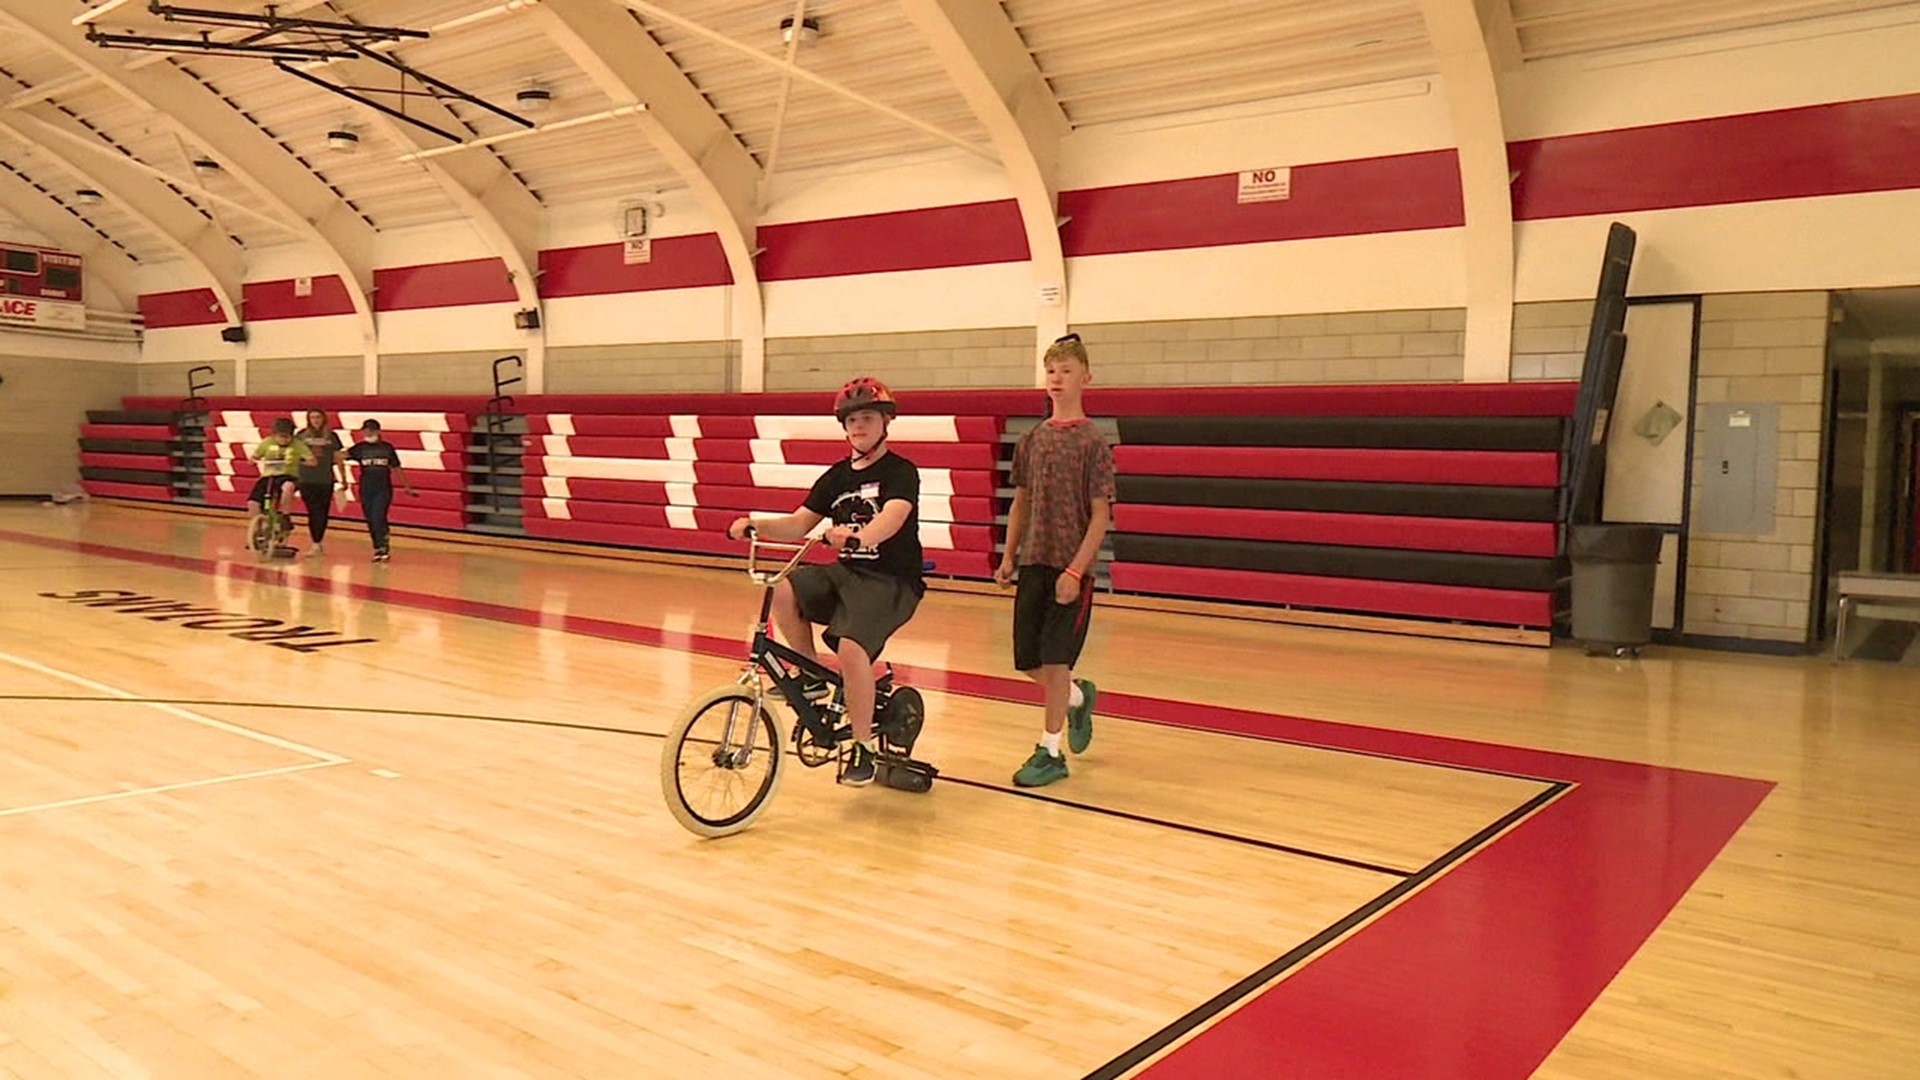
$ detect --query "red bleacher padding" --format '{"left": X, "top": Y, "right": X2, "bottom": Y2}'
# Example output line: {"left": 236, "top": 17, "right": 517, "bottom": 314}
{"left": 80, "top": 480, "right": 173, "bottom": 502}
{"left": 521, "top": 497, "right": 996, "bottom": 552}
{"left": 208, "top": 431, "right": 451, "bottom": 453}
{"left": 79, "top": 452, "right": 173, "bottom": 472}
{"left": 203, "top": 477, "right": 467, "bottom": 504}
{"left": 207, "top": 450, "right": 466, "bottom": 474}
{"left": 528, "top": 416, "right": 678, "bottom": 437}
{"left": 1108, "top": 562, "right": 1552, "bottom": 627}
{"left": 528, "top": 478, "right": 996, "bottom": 524}
{"left": 1113, "top": 505, "right": 1558, "bottom": 558}
{"left": 524, "top": 517, "right": 994, "bottom": 577}
{"left": 80, "top": 423, "right": 170, "bottom": 442}
{"left": 1113, "top": 446, "right": 1562, "bottom": 487}
{"left": 523, "top": 435, "right": 996, "bottom": 470}
{"left": 126, "top": 382, "right": 1578, "bottom": 420}
{"left": 521, "top": 457, "right": 995, "bottom": 497}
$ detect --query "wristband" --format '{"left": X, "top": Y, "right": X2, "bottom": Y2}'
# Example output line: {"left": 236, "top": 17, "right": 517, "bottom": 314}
{"left": 1061, "top": 566, "right": 1082, "bottom": 580}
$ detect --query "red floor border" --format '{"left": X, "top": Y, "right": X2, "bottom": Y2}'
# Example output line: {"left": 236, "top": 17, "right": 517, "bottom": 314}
{"left": 0, "top": 527, "right": 1774, "bottom": 1079}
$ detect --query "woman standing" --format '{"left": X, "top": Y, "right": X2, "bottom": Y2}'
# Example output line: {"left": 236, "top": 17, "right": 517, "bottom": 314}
{"left": 294, "top": 407, "right": 348, "bottom": 556}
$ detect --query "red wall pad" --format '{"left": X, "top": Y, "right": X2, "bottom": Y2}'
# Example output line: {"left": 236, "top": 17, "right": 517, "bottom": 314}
{"left": 524, "top": 435, "right": 996, "bottom": 471}
{"left": 1114, "top": 505, "right": 1560, "bottom": 558}
{"left": 1115, "top": 446, "right": 1562, "bottom": 487}
{"left": 1109, "top": 562, "right": 1553, "bottom": 627}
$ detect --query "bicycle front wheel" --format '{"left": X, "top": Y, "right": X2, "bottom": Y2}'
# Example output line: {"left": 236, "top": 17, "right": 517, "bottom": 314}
{"left": 659, "top": 685, "right": 785, "bottom": 838}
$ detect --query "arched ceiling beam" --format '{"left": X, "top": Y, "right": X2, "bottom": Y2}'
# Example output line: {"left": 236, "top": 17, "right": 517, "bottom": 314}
{"left": 537, "top": 0, "right": 769, "bottom": 391}
{"left": 2, "top": 1, "right": 378, "bottom": 363}
{"left": 898, "top": 0, "right": 1071, "bottom": 381}
{"left": 1417, "top": 0, "right": 1517, "bottom": 382}
{"left": 0, "top": 166, "right": 140, "bottom": 310}
{"left": 0, "top": 110, "right": 241, "bottom": 323}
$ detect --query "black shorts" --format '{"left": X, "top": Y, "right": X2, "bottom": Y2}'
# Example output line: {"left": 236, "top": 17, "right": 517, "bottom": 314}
{"left": 1014, "top": 564, "right": 1095, "bottom": 672}
{"left": 247, "top": 474, "right": 296, "bottom": 505}
{"left": 789, "top": 562, "right": 922, "bottom": 661}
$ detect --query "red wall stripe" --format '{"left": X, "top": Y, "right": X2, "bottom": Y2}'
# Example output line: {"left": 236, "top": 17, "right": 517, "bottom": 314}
{"left": 138, "top": 288, "right": 225, "bottom": 329}
{"left": 1511, "top": 92, "right": 1920, "bottom": 220}
{"left": 1060, "top": 150, "right": 1466, "bottom": 257}
{"left": 242, "top": 275, "right": 356, "bottom": 321}
{"left": 757, "top": 199, "right": 1029, "bottom": 280}
{"left": 539, "top": 235, "right": 733, "bottom": 298}
{"left": 375, "top": 258, "right": 516, "bottom": 311}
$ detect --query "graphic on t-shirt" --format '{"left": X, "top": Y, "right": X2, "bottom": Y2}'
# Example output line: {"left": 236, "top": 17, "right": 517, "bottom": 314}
{"left": 829, "top": 481, "right": 884, "bottom": 560}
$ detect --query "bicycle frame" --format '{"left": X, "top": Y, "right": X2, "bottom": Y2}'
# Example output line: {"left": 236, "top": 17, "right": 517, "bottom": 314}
{"left": 734, "top": 531, "right": 865, "bottom": 749}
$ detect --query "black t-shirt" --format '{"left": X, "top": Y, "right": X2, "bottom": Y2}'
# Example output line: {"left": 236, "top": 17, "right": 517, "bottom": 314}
{"left": 803, "top": 452, "right": 923, "bottom": 587}
{"left": 347, "top": 440, "right": 400, "bottom": 494}
{"left": 296, "top": 429, "right": 344, "bottom": 485}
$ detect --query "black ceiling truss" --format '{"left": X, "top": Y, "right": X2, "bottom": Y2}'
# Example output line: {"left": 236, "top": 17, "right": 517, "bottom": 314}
{"left": 85, "top": 3, "right": 534, "bottom": 144}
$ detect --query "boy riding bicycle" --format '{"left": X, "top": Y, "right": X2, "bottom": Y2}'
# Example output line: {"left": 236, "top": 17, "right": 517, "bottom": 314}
{"left": 726, "top": 377, "right": 923, "bottom": 787}
{"left": 246, "top": 417, "right": 315, "bottom": 550}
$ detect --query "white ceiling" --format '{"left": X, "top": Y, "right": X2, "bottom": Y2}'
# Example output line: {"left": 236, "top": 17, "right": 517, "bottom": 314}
{"left": 0, "top": 0, "right": 1913, "bottom": 275}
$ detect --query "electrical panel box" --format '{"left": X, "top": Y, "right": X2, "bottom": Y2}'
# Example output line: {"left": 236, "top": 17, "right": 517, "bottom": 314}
{"left": 1694, "top": 403, "right": 1779, "bottom": 535}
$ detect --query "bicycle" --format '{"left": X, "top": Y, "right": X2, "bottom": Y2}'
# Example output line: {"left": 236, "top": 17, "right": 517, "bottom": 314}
{"left": 659, "top": 528, "right": 939, "bottom": 838}
{"left": 249, "top": 484, "right": 299, "bottom": 559}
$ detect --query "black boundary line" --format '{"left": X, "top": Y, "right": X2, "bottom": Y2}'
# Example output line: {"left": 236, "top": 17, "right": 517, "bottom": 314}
{"left": 940, "top": 776, "right": 1413, "bottom": 877}
{"left": 0, "top": 527, "right": 1567, "bottom": 789}
{"left": 1082, "top": 779, "right": 1575, "bottom": 1080}
{"left": 0, "top": 694, "right": 1417, "bottom": 875}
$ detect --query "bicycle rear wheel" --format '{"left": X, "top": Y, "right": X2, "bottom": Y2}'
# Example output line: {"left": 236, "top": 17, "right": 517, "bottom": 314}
{"left": 660, "top": 685, "right": 785, "bottom": 838}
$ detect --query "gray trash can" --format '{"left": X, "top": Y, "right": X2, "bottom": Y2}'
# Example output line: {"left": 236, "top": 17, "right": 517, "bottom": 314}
{"left": 1569, "top": 524, "right": 1664, "bottom": 657}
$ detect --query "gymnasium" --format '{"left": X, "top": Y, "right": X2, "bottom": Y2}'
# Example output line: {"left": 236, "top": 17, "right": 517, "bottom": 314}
{"left": 2, "top": 1, "right": 1916, "bottom": 1077}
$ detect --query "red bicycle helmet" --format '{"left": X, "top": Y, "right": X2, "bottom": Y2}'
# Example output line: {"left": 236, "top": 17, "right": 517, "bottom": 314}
{"left": 834, "top": 376, "right": 897, "bottom": 423}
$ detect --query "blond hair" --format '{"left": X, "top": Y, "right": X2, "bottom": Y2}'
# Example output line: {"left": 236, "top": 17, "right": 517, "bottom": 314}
{"left": 1044, "top": 333, "right": 1089, "bottom": 368}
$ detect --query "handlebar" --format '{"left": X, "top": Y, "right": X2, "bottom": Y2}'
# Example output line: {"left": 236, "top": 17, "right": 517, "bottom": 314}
{"left": 738, "top": 523, "right": 864, "bottom": 584}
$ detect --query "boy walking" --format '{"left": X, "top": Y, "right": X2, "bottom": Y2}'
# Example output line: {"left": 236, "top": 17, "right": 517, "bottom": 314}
{"left": 345, "top": 420, "right": 418, "bottom": 562}
{"left": 995, "top": 333, "right": 1115, "bottom": 787}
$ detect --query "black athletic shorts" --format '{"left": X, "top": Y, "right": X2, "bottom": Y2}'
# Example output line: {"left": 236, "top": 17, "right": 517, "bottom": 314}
{"left": 1013, "top": 564, "right": 1094, "bottom": 672}
{"left": 248, "top": 474, "right": 297, "bottom": 505}
{"left": 789, "top": 562, "right": 922, "bottom": 661}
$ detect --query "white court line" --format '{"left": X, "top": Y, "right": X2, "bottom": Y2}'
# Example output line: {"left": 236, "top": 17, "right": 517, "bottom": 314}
{"left": 0, "top": 650, "right": 351, "bottom": 817}
{"left": 0, "top": 761, "right": 343, "bottom": 819}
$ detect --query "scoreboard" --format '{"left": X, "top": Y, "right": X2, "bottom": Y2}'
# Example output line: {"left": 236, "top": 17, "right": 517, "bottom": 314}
{"left": 0, "top": 244, "right": 86, "bottom": 331}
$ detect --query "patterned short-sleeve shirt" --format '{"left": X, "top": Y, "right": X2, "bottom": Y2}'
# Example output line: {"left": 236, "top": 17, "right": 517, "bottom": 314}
{"left": 1010, "top": 418, "right": 1116, "bottom": 570}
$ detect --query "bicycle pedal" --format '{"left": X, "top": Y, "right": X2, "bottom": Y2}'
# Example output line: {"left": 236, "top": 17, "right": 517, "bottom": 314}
{"left": 874, "top": 755, "right": 938, "bottom": 794}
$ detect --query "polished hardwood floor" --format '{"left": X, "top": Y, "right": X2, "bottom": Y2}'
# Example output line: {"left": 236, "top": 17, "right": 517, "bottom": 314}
{"left": 0, "top": 503, "right": 1914, "bottom": 1079}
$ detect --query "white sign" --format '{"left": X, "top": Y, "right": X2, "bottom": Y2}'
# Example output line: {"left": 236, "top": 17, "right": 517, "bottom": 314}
{"left": 0, "top": 296, "right": 85, "bottom": 330}
{"left": 1237, "top": 168, "right": 1292, "bottom": 204}
{"left": 294, "top": 275, "right": 313, "bottom": 297}
{"left": 623, "top": 236, "right": 652, "bottom": 265}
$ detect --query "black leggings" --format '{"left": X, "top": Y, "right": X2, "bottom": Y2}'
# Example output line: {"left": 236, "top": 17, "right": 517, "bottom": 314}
{"left": 298, "top": 482, "right": 335, "bottom": 543}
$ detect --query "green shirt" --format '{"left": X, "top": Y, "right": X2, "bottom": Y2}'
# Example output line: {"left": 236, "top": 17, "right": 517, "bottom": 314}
{"left": 253, "top": 438, "right": 310, "bottom": 478}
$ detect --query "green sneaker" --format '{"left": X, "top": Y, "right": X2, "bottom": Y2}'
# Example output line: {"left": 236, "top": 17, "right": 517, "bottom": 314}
{"left": 1067, "top": 678, "right": 1097, "bottom": 754}
{"left": 1013, "top": 744, "right": 1068, "bottom": 788}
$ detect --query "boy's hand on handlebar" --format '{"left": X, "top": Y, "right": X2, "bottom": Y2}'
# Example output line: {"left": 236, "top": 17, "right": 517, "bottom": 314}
{"left": 726, "top": 517, "right": 754, "bottom": 541}
{"left": 824, "top": 525, "right": 859, "bottom": 550}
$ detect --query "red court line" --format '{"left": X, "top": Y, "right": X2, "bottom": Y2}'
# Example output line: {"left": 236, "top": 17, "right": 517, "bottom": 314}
{"left": 0, "top": 527, "right": 1773, "bottom": 1079}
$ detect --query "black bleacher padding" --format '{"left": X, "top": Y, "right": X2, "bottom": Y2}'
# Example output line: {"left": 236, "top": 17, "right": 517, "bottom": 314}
{"left": 1115, "top": 416, "right": 1567, "bottom": 451}
{"left": 1116, "top": 476, "right": 1561, "bottom": 521}
{"left": 1113, "top": 534, "right": 1562, "bottom": 592}
{"left": 81, "top": 437, "right": 173, "bottom": 454}
{"left": 85, "top": 410, "right": 177, "bottom": 425}
{"left": 80, "top": 466, "right": 175, "bottom": 485}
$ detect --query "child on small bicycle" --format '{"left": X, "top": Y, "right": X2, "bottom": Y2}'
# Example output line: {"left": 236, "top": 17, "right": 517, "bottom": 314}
{"left": 246, "top": 417, "right": 314, "bottom": 550}
{"left": 726, "top": 377, "right": 923, "bottom": 787}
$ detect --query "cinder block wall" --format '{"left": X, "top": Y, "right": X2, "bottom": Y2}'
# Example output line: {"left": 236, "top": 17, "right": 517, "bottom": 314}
{"left": 1682, "top": 292, "right": 1829, "bottom": 643}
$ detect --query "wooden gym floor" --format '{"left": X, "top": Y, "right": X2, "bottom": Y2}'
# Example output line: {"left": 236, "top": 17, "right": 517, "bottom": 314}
{"left": 0, "top": 503, "right": 1914, "bottom": 1079}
